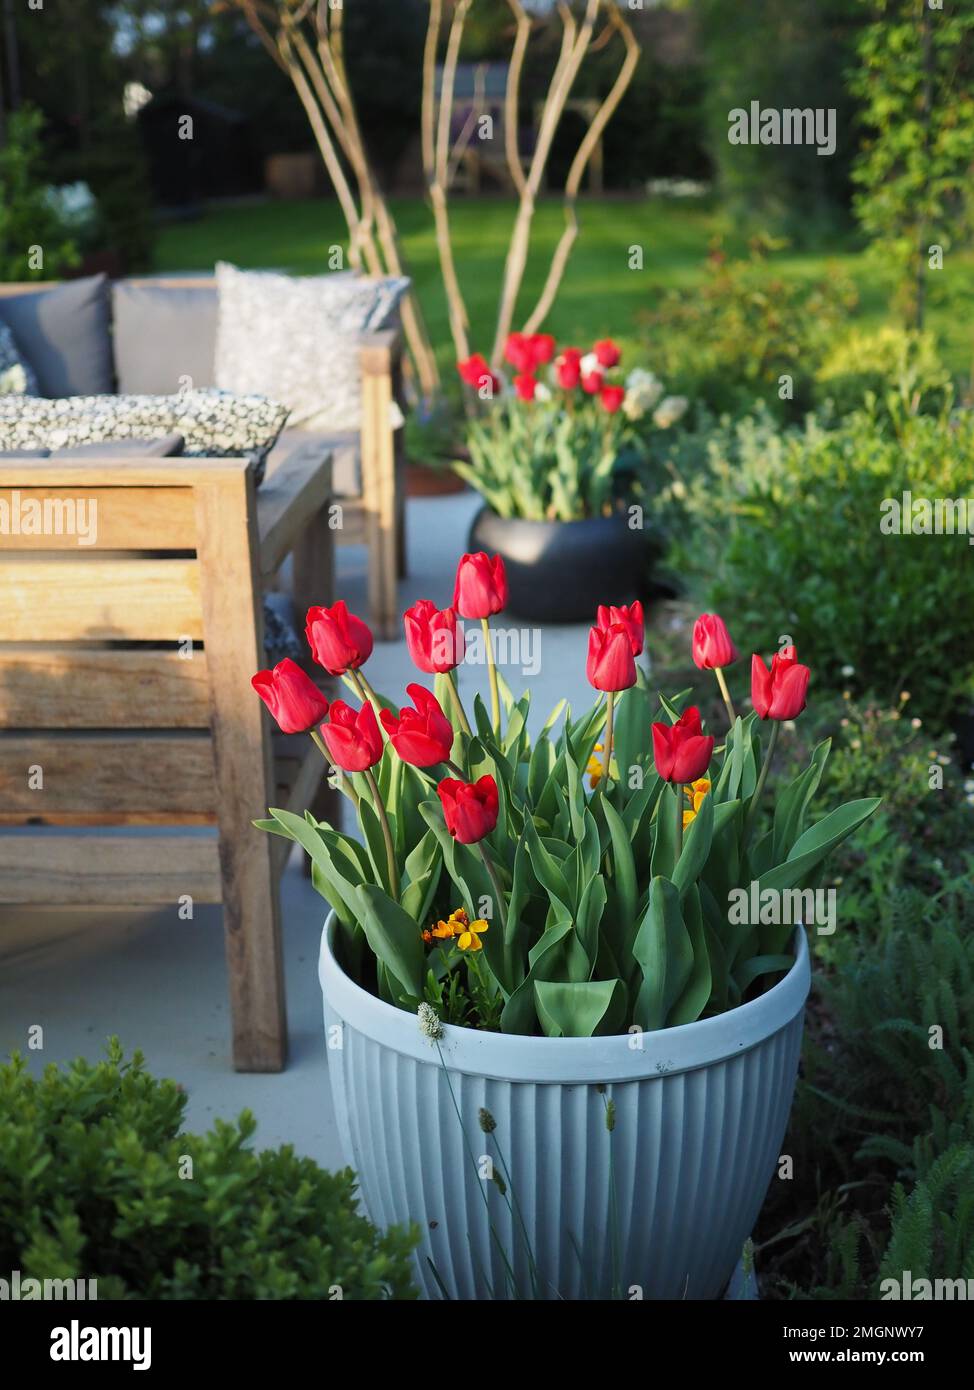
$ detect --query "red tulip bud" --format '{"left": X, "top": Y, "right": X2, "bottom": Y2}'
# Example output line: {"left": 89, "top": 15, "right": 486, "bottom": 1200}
{"left": 652, "top": 706, "right": 714, "bottom": 784}
{"left": 305, "top": 600, "right": 373, "bottom": 676}
{"left": 587, "top": 622, "right": 637, "bottom": 692}
{"left": 692, "top": 613, "right": 739, "bottom": 670}
{"left": 251, "top": 658, "right": 329, "bottom": 735}
{"left": 380, "top": 685, "right": 454, "bottom": 768}
{"left": 751, "top": 648, "right": 810, "bottom": 721}
{"left": 437, "top": 774, "right": 499, "bottom": 845}
{"left": 596, "top": 600, "right": 644, "bottom": 656}
{"left": 453, "top": 551, "right": 507, "bottom": 620}
{"left": 404, "top": 599, "right": 464, "bottom": 674}
{"left": 320, "top": 699, "right": 383, "bottom": 772}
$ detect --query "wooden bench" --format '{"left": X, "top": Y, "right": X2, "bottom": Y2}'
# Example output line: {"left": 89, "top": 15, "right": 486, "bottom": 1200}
{"left": 0, "top": 449, "right": 335, "bottom": 1072}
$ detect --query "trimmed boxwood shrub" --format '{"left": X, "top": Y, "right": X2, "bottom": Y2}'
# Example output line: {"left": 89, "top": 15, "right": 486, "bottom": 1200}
{"left": 0, "top": 1041, "right": 417, "bottom": 1300}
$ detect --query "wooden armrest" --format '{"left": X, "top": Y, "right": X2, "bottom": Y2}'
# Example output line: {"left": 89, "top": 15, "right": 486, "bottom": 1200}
{"left": 257, "top": 443, "right": 333, "bottom": 580}
{"left": 360, "top": 326, "right": 402, "bottom": 377}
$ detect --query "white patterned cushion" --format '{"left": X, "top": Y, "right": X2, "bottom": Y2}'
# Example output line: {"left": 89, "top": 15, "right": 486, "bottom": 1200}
{"left": 0, "top": 390, "right": 288, "bottom": 478}
{"left": 213, "top": 261, "right": 408, "bottom": 433}
{"left": 0, "top": 322, "right": 39, "bottom": 396}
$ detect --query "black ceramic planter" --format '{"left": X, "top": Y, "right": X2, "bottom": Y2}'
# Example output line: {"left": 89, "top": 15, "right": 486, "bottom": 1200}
{"left": 468, "top": 505, "right": 649, "bottom": 623}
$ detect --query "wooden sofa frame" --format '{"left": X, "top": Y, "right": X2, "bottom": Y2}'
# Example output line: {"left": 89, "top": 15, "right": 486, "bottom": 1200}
{"left": 0, "top": 276, "right": 408, "bottom": 639}
{"left": 0, "top": 449, "right": 335, "bottom": 1072}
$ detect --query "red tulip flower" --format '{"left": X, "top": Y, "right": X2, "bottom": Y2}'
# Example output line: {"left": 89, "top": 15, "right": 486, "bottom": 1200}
{"left": 751, "top": 648, "right": 810, "bottom": 721}
{"left": 692, "top": 613, "right": 739, "bottom": 671}
{"left": 581, "top": 369, "right": 604, "bottom": 394}
{"left": 556, "top": 351, "right": 582, "bottom": 389}
{"left": 652, "top": 707, "right": 714, "bottom": 784}
{"left": 600, "top": 384, "right": 625, "bottom": 414}
{"left": 381, "top": 685, "right": 455, "bottom": 768}
{"left": 404, "top": 599, "right": 464, "bottom": 674}
{"left": 457, "top": 353, "right": 498, "bottom": 395}
{"left": 514, "top": 372, "right": 538, "bottom": 402}
{"left": 437, "top": 774, "right": 499, "bottom": 845}
{"left": 587, "top": 621, "right": 637, "bottom": 692}
{"left": 529, "top": 333, "right": 556, "bottom": 367}
{"left": 593, "top": 339, "right": 621, "bottom": 368}
{"left": 503, "top": 332, "right": 532, "bottom": 373}
{"left": 454, "top": 552, "right": 507, "bottom": 620}
{"left": 320, "top": 699, "right": 383, "bottom": 772}
{"left": 252, "top": 658, "right": 330, "bottom": 735}
{"left": 305, "top": 600, "right": 373, "bottom": 676}
{"left": 596, "top": 601, "right": 644, "bottom": 656}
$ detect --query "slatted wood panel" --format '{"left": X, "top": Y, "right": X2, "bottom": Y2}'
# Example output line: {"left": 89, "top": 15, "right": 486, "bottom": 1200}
{"left": 0, "top": 833, "right": 222, "bottom": 903}
{"left": 0, "top": 487, "right": 196, "bottom": 549}
{"left": 0, "top": 649, "right": 211, "bottom": 728}
{"left": 2, "top": 558, "right": 202, "bottom": 640}
{"left": 0, "top": 734, "right": 216, "bottom": 815}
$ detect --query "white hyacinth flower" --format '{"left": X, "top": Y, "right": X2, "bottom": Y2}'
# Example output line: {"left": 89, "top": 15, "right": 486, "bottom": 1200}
{"left": 653, "top": 395, "right": 689, "bottom": 429}
{"left": 622, "top": 367, "right": 664, "bottom": 419}
{"left": 534, "top": 381, "right": 552, "bottom": 403}
{"left": 580, "top": 351, "right": 601, "bottom": 378}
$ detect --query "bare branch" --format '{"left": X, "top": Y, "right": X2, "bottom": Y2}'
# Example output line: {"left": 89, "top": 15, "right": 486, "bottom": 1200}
{"left": 523, "top": 4, "right": 640, "bottom": 334}
{"left": 429, "top": 0, "right": 474, "bottom": 362}
{"left": 504, "top": 0, "right": 531, "bottom": 197}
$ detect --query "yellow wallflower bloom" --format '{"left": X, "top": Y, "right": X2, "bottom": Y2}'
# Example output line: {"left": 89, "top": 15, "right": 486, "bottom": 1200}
{"left": 682, "top": 777, "right": 711, "bottom": 827}
{"left": 457, "top": 919, "right": 489, "bottom": 952}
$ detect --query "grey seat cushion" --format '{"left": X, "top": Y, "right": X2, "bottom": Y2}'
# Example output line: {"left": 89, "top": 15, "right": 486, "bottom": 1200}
{"left": 0, "top": 434, "right": 185, "bottom": 460}
{"left": 0, "top": 275, "right": 113, "bottom": 397}
{"left": 112, "top": 282, "right": 218, "bottom": 395}
{"left": 265, "top": 427, "right": 359, "bottom": 497}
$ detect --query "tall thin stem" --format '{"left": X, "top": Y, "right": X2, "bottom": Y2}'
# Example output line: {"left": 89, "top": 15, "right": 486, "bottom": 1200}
{"left": 601, "top": 690, "right": 615, "bottom": 788}
{"left": 744, "top": 720, "right": 781, "bottom": 843}
{"left": 674, "top": 783, "right": 684, "bottom": 860}
{"left": 448, "top": 667, "right": 473, "bottom": 737}
{"left": 478, "top": 842, "right": 506, "bottom": 927}
{"left": 714, "top": 666, "right": 737, "bottom": 728}
{"left": 481, "top": 617, "right": 501, "bottom": 735}
{"left": 363, "top": 766, "right": 399, "bottom": 900}
{"left": 309, "top": 727, "right": 359, "bottom": 811}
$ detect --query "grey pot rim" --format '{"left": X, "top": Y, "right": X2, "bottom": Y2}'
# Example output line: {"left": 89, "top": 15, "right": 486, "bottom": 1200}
{"left": 319, "top": 914, "right": 811, "bottom": 1085}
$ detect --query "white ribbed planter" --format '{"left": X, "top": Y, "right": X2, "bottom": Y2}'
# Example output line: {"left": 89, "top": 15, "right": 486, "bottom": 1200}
{"left": 320, "top": 916, "right": 809, "bottom": 1300}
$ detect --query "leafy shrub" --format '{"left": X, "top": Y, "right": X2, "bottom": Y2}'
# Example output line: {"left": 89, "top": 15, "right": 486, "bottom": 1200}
{"left": 660, "top": 405, "right": 974, "bottom": 723}
{"left": 815, "top": 326, "right": 953, "bottom": 420}
{"left": 641, "top": 238, "right": 857, "bottom": 419}
{"left": 0, "top": 1042, "right": 417, "bottom": 1299}
{"left": 878, "top": 1145, "right": 974, "bottom": 1295}
{"left": 0, "top": 105, "right": 80, "bottom": 281}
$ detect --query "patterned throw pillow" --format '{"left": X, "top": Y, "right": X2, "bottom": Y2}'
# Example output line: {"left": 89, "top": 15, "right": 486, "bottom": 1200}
{"left": 213, "top": 261, "right": 409, "bottom": 434}
{"left": 0, "top": 323, "right": 39, "bottom": 396}
{"left": 0, "top": 389, "right": 288, "bottom": 481}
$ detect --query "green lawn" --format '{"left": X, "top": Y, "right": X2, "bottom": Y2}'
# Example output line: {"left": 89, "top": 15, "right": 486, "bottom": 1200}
{"left": 156, "top": 195, "right": 974, "bottom": 377}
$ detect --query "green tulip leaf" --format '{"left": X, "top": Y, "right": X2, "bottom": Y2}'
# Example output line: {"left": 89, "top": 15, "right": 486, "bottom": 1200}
{"left": 533, "top": 978, "right": 626, "bottom": 1038}
{"left": 633, "top": 876, "right": 694, "bottom": 1032}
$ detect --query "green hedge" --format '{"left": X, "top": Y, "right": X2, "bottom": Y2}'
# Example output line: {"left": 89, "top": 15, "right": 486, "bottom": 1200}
{"left": 0, "top": 1042, "right": 417, "bottom": 1300}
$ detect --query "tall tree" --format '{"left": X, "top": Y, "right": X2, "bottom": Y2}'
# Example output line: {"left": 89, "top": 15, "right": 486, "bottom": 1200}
{"left": 850, "top": 0, "right": 974, "bottom": 327}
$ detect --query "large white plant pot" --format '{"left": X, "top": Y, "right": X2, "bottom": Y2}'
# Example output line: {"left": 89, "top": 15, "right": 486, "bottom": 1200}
{"left": 319, "top": 916, "right": 810, "bottom": 1300}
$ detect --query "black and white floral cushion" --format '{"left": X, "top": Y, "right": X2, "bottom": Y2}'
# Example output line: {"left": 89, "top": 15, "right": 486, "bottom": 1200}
{"left": 0, "top": 389, "right": 288, "bottom": 480}
{"left": 0, "top": 322, "right": 39, "bottom": 396}
{"left": 214, "top": 261, "right": 409, "bottom": 434}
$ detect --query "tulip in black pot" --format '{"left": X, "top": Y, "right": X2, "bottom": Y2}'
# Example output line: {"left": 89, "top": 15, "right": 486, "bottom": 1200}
{"left": 453, "top": 338, "right": 687, "bottom": 623}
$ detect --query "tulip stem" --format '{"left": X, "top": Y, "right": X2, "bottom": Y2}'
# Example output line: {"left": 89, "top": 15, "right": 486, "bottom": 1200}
{"left": 363, "top": 767, "right": 399, "bottom": 900}
{"left": 309, "top": 729, "right": 359, "bottom": 812}
{"left": 447, "top": 668, "right": 473, "bottom": 738}
{"left": 481, "top": 617, "right": 501, "bottom": 736}
{"left": 714, "top": 666, "right": 737, "bottom": 728}
{"left": 601, "top": 691, "right": 615, "bottom": 789}
{"left": 674, "top": 783, "right": 684, "bottom": 859}
{"left": 354, "top": 670, "right": 387, "bottom": 733}
{"left": 446, "top": 759, "right": 467, "bottom": 780}
{"left": 744, "top": 720, "right": 780, "bottom": 844}
{"left": 478, "top": 842, "right": 507, "bottom": 928}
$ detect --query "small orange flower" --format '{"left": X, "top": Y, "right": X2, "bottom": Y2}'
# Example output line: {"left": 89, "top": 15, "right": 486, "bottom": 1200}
{"left": 682, "top": 777, "right": 711, "bottom": 829}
